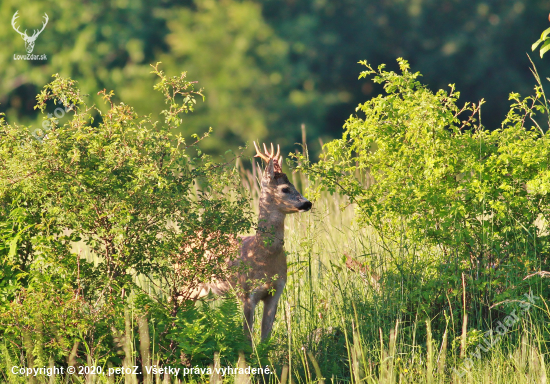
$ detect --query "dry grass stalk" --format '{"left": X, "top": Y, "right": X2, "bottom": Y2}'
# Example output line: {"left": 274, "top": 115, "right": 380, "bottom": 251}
{"left": 235, "top": 351, "right": 251, "bottom": 384}
{"left": 138, "top": 314, "right": 152, "bottom": 384}
{"left": 307, "top": 351, "right": 325, "bottom": 384}
{"left": 280, "top": 365, "right": 289, "bottom": 384}
{"left": 437, "top": 327, "right": 448, "bottom": 376}
{"left": 210, "top": 352, "right": 221, "bottom": 384}
{"left": 460, "top": 273, "right": 467, "bottom": 359}
{"left": 425, "top": 320, "right": 433, "bottom": 384}
{"left": 22, "top": 329, "right": 36, "bottom": 384}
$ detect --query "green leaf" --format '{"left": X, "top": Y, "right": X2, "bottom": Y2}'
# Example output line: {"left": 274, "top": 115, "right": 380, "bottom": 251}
{"left": 540, "top": 40, "right": 550, "bottom": 58}
{"left": 6, "top": 224, "right": 33, "bottom": 260}
{"left": 541, "top": 26, "right": 550, "bottom": 40}
{"left": 532, "top": 38, "right": 543, "bottom": 51}
{"left": 8, "top": 234, "right": 20, "bottom": 260}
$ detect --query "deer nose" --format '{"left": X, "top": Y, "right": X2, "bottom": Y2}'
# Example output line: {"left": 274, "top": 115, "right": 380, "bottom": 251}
{"left": 298, "top": 201, "right": 312, "bottom": 212}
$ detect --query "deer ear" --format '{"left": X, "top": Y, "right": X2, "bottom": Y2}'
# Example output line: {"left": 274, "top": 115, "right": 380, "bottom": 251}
{"left": 264, "top": 158, "right": 275, "bottom": 180}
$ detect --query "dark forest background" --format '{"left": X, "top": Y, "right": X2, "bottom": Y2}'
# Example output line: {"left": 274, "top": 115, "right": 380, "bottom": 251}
{"left": 1, "top": 0, "right": 550, "bottom": 157}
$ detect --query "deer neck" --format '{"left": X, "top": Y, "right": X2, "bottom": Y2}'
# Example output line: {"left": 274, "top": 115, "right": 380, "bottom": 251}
{"left": 255, "top": 195, "right": 286, "bottom": 251}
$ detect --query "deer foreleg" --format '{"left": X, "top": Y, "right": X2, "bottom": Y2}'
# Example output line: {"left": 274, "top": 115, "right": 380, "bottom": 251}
{"left": 242, "top": 296, "right": 257, "bottom": 341}
{"left": 260, "top": 289, "right": 283, "bottom": 341}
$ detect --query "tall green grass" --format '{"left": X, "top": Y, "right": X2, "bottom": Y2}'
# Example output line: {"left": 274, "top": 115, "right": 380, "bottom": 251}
{"left": 241, "top": 160, "right": 550, "bottom": 384}
{"left": 2, "top": 159, "right": 549, "bottom": 384}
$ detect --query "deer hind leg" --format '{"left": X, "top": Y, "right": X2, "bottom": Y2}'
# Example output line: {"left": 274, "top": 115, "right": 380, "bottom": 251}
{"left": 260, "top": 289, "right": 284, "bottom": 341}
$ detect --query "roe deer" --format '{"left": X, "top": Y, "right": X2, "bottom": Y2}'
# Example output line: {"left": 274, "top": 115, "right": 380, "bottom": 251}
{"left": 191, "top": 142, "right": 312, "bottom": 342}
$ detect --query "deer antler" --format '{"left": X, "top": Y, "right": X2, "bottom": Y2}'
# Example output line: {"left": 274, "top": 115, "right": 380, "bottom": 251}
{"left": 253, "top": 141, "right": 269, "bottom": 163}
{"left": 31, "top": 13, "right": 48, "bottom": 39}
{"left": 253, "top": 141, "right": 283, "bottom": 172}
{"left": 11, "top": 11, "right": 27, "bottom": 38}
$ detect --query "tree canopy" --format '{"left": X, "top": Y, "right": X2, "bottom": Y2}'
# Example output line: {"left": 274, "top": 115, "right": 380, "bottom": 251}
{"left": 1, "top": 0, "right": 550, "bottom": 157}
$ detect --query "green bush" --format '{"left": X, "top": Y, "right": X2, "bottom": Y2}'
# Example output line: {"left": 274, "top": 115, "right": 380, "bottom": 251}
{"left": 295, "top": 58, "right": 550, "bottom": 332}
{"left": 1, "top": 64, "right": 253, "bottom": 302}
{"left": 0, "top": 65, "right": 254, "bottom": 381}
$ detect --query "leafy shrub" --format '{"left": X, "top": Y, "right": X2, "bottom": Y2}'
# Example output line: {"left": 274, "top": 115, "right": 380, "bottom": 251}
{"left": 295, "top": 58, "right": 550, "bottom": 332}
{"left": 0, "top": 64, "right": 253, "bottom": 305}
{"left": 167, "top": 297, "right": 250, "bottom": 366}
{"left": 0, "top": 65, "right": 255, "bottom": 381}
{"left": 0, "top": 207, "right": 29, "bottom": 309}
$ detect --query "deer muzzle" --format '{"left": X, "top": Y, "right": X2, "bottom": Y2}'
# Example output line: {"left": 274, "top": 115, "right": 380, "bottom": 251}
{"left": 298, "top": 201, "right": 312, "bottom": 212}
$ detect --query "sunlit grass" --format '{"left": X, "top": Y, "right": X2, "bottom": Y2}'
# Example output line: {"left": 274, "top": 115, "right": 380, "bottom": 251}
{"left": 244, "top": 166, "right": 550, "bottom": 383}
{"left": 5, "top": 160, "right": 549, "bottom": 383}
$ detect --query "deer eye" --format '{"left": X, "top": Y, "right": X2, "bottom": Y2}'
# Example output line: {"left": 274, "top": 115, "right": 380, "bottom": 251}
{"left": 282, "top": 187, "right": 291, "bottom": 194}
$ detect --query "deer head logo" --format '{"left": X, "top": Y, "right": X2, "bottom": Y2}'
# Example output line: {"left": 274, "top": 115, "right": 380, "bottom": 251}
{"left": 11, "top": 11, "right": 48, "bottom": 54}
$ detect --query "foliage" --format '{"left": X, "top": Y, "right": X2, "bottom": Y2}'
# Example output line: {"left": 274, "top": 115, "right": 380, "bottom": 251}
{"left": 532, "top": 18, "right": 550, "bottom": 58}
{"left": 1, "top": 65, "right": 253, "bottom": 305}
{"left": 167, "top": 297, "right": 251, "bottom": 366}
{"left": 294, "top": 59, "right": 550, "bottom": 329}
{"left": 2, "top": 285, "right": 101, "bottom": 369}
{"left": 2, "top": 0, "right": 550, "bottom": 156}
{"left": 0, "top": 65, "right": 255, "bottom": 382}
{"left": 2, "top": 0, "right": 550, "bottom": 372}
{"left": 156, "top": 0, "right": 292, "bottom": 152}
{"left": 1, "top": 60, "right": 550, "bottom": 379}
{"left": 0, "top": 0, "right": 299, "bottom": 154}
{"left": 1, "top": 289, "right": 250, "bottom": 380}
{"left": 0, "top": 207, "right": 31, "bottom": 310}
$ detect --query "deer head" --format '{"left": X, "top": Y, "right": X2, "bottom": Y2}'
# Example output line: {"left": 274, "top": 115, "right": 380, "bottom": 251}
{"left": 12, "top": 11, "right": 48, "bottom": 54}
{"left": 254, "top": 141, "right": 312, "bottom": 214}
